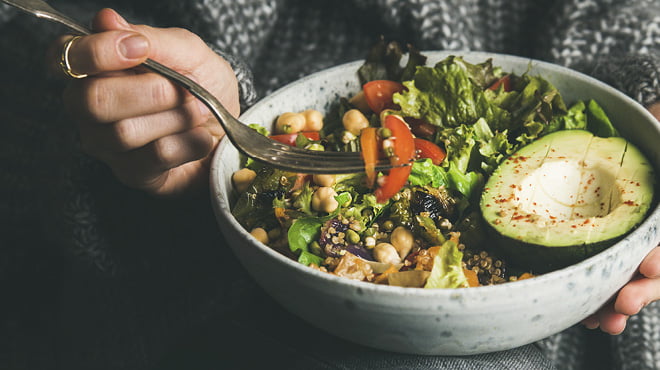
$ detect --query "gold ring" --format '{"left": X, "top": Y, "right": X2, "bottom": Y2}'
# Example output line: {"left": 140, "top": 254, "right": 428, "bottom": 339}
{"left": 59, "top": 35, "right": 88, "bottom": 79}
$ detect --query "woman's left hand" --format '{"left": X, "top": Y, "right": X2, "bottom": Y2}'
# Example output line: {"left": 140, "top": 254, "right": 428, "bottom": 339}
{"left": 581, "top": 102, "right": 660, "bottom": 334}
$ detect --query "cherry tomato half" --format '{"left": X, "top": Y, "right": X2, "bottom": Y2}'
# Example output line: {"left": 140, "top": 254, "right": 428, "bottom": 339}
{"left": 413, "top": 138, "right": 446, "bottom": 165}
{"left": 363, "top": 80, "right": 405, "bottom": 114}
{"left": 270, "top": 131, "right": 320, "bottom": 146}
{"left": 374, "top": 115, "right": 415, "bottom": 203}
{"left": 488, "top": 74, "right": 512, "bottom": 92}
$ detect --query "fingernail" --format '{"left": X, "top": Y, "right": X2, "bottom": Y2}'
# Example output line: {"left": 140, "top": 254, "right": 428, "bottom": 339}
{"left": 119, "top": 34, "right": 148, "bottom": 59}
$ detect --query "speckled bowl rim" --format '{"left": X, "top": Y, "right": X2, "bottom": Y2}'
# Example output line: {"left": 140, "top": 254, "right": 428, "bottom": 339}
{"left": 211, "top": 51, "right": 660, "bottom": 304}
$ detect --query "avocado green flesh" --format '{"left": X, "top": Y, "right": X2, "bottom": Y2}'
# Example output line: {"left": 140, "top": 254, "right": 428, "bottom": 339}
{"left": 480, "top": 130, "right": 655, "bottom": 271}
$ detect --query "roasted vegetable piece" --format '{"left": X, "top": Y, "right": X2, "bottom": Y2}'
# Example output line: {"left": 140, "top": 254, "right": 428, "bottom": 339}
{"left": 410, "top": 186, "right": 456, "bottom": 222}
{"left": 333, "top": 252, "right": 375, "bottom": 281}
{"left": 232, "top": 167, "right": 297, "bottom": 230}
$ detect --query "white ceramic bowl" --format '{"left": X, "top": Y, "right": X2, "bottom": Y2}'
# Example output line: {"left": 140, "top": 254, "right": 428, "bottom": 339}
{"left": 210, "top": 51, "right": 660, "bottom": 355}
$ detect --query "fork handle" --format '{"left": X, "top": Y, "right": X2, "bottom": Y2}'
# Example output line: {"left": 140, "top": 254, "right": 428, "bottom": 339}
{"left": 28, "top": 5, "right": 93, "bottom": 36}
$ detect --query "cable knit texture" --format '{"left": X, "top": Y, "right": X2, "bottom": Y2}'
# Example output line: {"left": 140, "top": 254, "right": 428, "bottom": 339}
{"left": 1, "top": 0, "right": 659, "bottom": 369}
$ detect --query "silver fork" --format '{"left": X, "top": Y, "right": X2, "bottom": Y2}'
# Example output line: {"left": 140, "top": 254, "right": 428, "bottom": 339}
{"left": 2, "top": 0, "right": 396, "bottom": 174}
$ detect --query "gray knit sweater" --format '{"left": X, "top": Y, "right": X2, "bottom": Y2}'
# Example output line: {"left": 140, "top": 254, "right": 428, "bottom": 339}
{"left": 1, "top": 0, "right": 659, "bottom": 369}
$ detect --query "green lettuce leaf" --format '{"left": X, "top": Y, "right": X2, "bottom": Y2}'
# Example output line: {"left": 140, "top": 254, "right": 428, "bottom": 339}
{"left": 232, "top": 167, "right": 293, "bottom": 230}
{"left": 547, "top": 100, "right": 587, "bottom": 133}
{"left": 297, "top": 250, "right": 324, "bottom": 266}
{"left": 248, "top": 123, "right": 270, "bottom": 136}
{"left": 424, "top": 239, "right": 469, "bottom": 289}
{"left": 563, "top": 101, "right": 588, "bottom": 130}
{"left": 287, "top": 217, "right": 321, "bottom": 254}
{"left": 409, "top": 159, "right": 449, "bottom": 188}
{"left": 540, "top": 99, "right": 617, "bottom": 138}
{"left": 472, "top": 118, "right": 516, "bottom": 174}
{"left": 483, "top": 71, "right": 570, "bottom": 144}
{"left": 333, "top": 173, "right": 369, "bottom": 194}
{"left": 440, "top": 124, "right": 478, "bottom": 174}
{"left": 436, "top": 122, "right": 496, "bottom": 197}
{"left": 288, "top": 217, "right": 324, "bottom": 266}
{"left": 446, "top": 166, "right": 483, "bottom": 200}
{"left": 587, "top": 99, "right": 619, "bottom": 137}
{"left": 394, "top": 56, "right": 510, "bottom": 129}
{"left": 339, "top": 193, "right": 386, "bottom": 232}
{"left": 291, "top": 182, "right": 315, "bottom": 215}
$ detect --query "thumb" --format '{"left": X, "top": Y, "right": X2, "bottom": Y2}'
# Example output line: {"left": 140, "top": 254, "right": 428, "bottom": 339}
{"left": 648, "top": 102, "right": 660, "bottom": 122}
{"left": 92, "top": 8, "right": 212, "bottom": 71}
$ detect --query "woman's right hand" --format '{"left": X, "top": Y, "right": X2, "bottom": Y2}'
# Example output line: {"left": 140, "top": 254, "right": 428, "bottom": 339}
{"left": 581, "top": 102, "right": 660, "bottom": 334}
{"left": 50, "top": 8, "right": 240, "bottom": 197}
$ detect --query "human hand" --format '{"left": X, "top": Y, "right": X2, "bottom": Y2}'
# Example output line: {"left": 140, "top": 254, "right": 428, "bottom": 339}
{"left": 50, "top": 8, "right": 239, "bottom": 196}
{"left": 581, "top": 101, "right": 660, "bottom": 334}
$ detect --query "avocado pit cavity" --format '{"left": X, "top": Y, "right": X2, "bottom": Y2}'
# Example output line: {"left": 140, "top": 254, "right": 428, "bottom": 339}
{"left": 517, "top": 159, "right": 621, "bottom": 220}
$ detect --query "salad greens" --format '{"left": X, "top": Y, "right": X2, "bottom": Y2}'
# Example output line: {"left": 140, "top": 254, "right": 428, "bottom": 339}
{"left": 395, "top": 56, "right": 508, "bottom": 129}
{"left": 425, "top": 239, "right": 469, "bottom": 289}
{"left": 231, "top": 42, "right": 618, "bottom": 289}
{"left": 288, "top": 217, "right": 326, "bottom": 266}
{"left": 357, "top": 38, "right": 427, "bottom": 84}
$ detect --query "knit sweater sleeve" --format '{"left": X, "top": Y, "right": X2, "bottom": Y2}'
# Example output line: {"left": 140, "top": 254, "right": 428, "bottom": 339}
{"left": 0, "top": 0, "right": 259, "bottom": 279}
{"left": 541, "top": 0, "right": 660, "bottom": 107}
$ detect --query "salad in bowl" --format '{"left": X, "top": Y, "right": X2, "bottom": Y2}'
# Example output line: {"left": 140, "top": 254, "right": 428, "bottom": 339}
{"left": 227, "top": 42, "right": 655, "bottom": 291}
{"left": 210, "top": 46, "right": 660, "bottom": 355}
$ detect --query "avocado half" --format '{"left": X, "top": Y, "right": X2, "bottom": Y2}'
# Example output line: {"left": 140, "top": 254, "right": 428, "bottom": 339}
{"left": 480, "top": 129, "right": 655, "bottom": 273}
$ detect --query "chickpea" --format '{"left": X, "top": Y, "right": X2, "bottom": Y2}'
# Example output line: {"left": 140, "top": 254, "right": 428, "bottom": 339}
{"left": 275, "top": 112, "right": 306, "bottom": 134}
{"left": 250, "top": 227, "right": 269, "bottom": 244}
{"left": 311, "top": 186, "right": 339, "bottom": 213}
{"left": 231, "top": 168, "right": 257, "bottom": 193}
{"left": 348, "top": 91, "right": 371, "bottom": 113}
{"left": 342, "top": 109, "right": 369, "bottom": 135}
{"left": 373, "top": 242, "right": 402, "bottom": 265}
{"left": 312, "top": 174, "right": 336, "bottom": 187}
{"left": 302, "top": 109, "right": 324, "bottom": 131}
{"left": 390, "top": 226, "right": 414, "bottom": 259}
